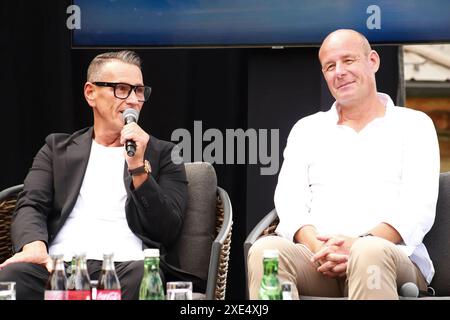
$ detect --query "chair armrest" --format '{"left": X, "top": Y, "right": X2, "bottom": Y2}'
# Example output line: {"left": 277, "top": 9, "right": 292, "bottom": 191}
{"left": 244, "top": 209, "right": 278, "bottom": 254}
{"left": 0, "top": 184, "right": 24, "bottom": 200}
{"left": 205, "top": 187, "right": 233, "bottom": 300}
{"left": 213, "top": 187, "right": 233, "bottom": 245}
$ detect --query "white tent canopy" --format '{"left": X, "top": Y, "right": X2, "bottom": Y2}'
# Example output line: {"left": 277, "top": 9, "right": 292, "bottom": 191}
{"left": 404, "top": 44, "right": 450, "bottom": 82}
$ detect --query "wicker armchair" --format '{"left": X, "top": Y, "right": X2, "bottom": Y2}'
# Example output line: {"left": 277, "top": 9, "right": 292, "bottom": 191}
{"left": 0, "top": 184, "right": 23, "bottom": 264}
{"left": 209, "top": 188, "right": 233, "bottom": 299}
{"left": 0, "top": 163, "right": 232, "bottom": 300}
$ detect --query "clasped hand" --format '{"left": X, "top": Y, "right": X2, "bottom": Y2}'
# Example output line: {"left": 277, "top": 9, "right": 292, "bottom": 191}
{"left": 310, "top": 235, "right": 357, "bottom": 278}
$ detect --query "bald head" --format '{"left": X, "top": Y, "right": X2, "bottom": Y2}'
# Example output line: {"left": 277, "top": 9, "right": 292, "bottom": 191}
{"left": 317, "top": 29, "right": 381, "bottom": 106}
{"left": 319, "top": 29, "right": 372, "bottom": 61}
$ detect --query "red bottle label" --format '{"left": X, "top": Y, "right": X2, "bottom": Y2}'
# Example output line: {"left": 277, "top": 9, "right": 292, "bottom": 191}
{"left": 95, "top": 290, "right": 121, "bottom": 300}
{"left": 44, "top": 290, "right": 68, "bottom": 300}
{"left": 67, "top": 290, "right": 91, "bottom": 300}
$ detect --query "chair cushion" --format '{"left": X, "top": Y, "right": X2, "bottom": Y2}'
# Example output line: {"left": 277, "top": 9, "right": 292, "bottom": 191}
{"left": 173, "top": 162, "right": 217, "bottom": 281}
{"left": 423, "top": 172, "right": 450, "bottom": 295}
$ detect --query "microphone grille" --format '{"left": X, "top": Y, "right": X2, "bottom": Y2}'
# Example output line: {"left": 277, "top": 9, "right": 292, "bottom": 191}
{"left": 399, "top": 282, "right": 419, "bottom": 298}
{"left": 122, "top": 108, "right": 139, "bottom": 123}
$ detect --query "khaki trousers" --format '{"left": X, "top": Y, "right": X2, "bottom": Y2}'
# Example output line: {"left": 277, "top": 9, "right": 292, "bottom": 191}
{"left": 248, "top": 235, "right": 427, "bottom": 300}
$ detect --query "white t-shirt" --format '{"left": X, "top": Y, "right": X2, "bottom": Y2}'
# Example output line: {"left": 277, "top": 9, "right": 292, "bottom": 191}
{"left": 275, "top": 93, "right": 440, "bottom": 283}
{"left": 49, "top": 139, "right": 144, "bottom": 262}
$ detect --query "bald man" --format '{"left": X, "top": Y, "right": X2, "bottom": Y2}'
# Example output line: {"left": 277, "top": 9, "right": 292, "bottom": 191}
{"left": 248, "top": 29, "right": 440, "bottom": 299}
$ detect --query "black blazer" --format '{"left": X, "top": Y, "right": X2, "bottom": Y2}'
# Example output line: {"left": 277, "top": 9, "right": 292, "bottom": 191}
{"left": 11, "top": 127, "right": 201, "bottom": 286}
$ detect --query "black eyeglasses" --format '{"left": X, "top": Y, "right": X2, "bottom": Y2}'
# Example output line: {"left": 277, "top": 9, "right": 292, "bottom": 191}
{"left": 92, "top": 82, "right": 152, "bottom": 102}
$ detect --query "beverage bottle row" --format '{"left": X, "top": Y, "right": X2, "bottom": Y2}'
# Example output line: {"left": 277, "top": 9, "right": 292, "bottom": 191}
{"left": 45, "top": 252, "right": 121, "bottom": 300}
{"left": 44, "top": 249, "right": 166, "bottom": 300}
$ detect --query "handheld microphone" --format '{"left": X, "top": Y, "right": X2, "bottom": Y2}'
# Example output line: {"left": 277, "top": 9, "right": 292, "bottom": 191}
{"left": 122, "top": 108, "right": 140, "bottom": 157}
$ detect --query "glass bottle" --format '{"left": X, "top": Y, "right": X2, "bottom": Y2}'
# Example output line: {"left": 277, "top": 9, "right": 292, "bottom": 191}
{"left": 139, "top": 248, "right": 165, "bottom": 300}
{"left": 96, "top": 253, "right": 121, "bottom": 300}
{"left": 68, "top": 253, "right": 91, "bottom": 300}
{"left": 258, "top": 249, "right": 282, "bottom": 300}
{"left": 66, "top": 255, "right": 77, "bottom": 291}
{"left": 44, "top": 254, "right": 68, "bottom": 300}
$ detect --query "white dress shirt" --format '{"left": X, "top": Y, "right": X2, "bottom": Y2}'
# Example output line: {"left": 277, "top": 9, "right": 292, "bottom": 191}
{"left": 275, "top": 93, "right": 440, "bottom": 283}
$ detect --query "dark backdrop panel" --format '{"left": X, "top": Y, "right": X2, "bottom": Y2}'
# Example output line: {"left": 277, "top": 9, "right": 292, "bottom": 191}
{"left": 0, "top": 0, "right": 74, "bottom": 189}
{"left": 246, "top": 48, "right": 323, "bottom": 232}
{"left": 1, "top": 0, "right": 399, "bottom": 300}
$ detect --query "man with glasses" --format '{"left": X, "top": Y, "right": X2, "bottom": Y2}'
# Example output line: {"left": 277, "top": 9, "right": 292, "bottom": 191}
{"left": 0, "top": 50, "right": 200, "bottom": 299}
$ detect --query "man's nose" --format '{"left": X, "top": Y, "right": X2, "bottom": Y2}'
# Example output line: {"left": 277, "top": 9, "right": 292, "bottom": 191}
{"left": 335, "top": 62, "right": 347, "bottom": 77}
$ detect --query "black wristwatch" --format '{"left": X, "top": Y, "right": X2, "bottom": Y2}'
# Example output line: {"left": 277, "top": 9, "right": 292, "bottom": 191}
{"left": 128, "top": 160, "right": 151, "bottom": 176}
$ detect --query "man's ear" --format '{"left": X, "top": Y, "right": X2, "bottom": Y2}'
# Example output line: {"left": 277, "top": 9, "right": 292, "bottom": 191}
{"left": 84, "top": 82, "right": 96, "bottom": 107}
{"left": 368, "top": 50, "right": 380, "bottom": 73}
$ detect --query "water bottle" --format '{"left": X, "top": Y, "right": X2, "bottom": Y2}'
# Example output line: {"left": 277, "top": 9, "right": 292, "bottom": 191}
{"left": 258, "top": 249, "right": 282, "bottom": 300}
{"left": 139, "top": 248, "right": 165, "bottom": 300}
